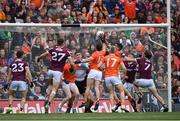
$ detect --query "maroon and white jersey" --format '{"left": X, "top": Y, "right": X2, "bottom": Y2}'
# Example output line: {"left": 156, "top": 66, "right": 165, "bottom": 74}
{"left": 124, "top": 61, "right": 137, "bottom": 83}
{"left": 136, "top": 58, "right": 152, "bottom": 79}
{"left": 48, "top": 47, "right": 70, "bottom": 72}
{"left": 9, "top": 59, "right": 28, "bottom": 81}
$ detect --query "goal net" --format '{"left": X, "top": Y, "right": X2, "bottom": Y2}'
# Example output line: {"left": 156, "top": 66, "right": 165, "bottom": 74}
{"left": 0, "top": 24, "right": 170, "bottom": 113}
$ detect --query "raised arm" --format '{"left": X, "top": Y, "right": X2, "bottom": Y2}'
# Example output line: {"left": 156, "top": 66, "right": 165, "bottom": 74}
{"left": 7, "top": 69, "right": 12, "bottom": 84}
{"left": 81, "top": 57, "right": 93, "bottom": 63}
{"left": 36, "top": 51, "right": 49, "bottom": 63}
{"left": 98, "top": 60, "right": 105, "bottom": 71}
{"left": 120, "top": 62, "right": 127, "bottom": 78}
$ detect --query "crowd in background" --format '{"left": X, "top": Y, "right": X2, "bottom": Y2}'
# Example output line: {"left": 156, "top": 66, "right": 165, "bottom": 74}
{"left": 0, "top": 0, "right": 179, "bottom": 106}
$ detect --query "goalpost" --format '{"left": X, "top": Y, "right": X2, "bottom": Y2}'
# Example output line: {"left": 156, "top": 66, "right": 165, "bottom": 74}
{"left": 0, "top": 0, "right": 171, "bottom": 112}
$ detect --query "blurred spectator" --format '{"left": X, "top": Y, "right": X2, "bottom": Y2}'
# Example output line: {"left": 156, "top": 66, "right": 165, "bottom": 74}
{"left": 123, "top": 0, "right": 136, "bottom": 20}
{"left": 172, "top": 86, "right": 180, "bottom": 103}
{"left": 34, "top": 73, "right": 48, "bottom": 96}
{"left": 33, "top": 86, "right": 45, "bottom": 100}
{"left": 0, "top": 49, "right": 7, "bottom": 73}
{"left": 55, "top": 88, "right": 66, "bottom": 99}
{"left": 0, "top": 72, "right": 8, "bottom": 99}
{"left": 0, "top": 6, "right": 6, "bottom": 21}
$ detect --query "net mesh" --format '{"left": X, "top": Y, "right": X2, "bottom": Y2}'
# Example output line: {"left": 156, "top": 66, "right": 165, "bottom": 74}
{"left": 0, "top": 26, "right": 168, "bottom": 111}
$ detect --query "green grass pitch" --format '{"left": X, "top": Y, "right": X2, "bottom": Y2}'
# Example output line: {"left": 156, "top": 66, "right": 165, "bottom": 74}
{"left": 0, "top": 112, "right": 180, "bottom": 121}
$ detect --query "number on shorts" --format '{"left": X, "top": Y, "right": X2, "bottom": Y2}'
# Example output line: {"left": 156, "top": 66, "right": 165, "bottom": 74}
{"left": 107, "top": 58, "right": 117, "bottom": 67}
{"left": 12, "top": 63, "right": 24, "bottom": 72}
{"left": 144, "top": 63, "right": 151, "bottom": 70}
{"left": 52, "top": 52, "right": 66, "bottom": 62}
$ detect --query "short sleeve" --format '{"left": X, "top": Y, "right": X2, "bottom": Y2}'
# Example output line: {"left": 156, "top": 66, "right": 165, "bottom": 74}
{"left": 91, "top": 52, "right": 97, "bottom": 60}
{"left": 63, "top": 64, "right": 69, "bottom": 71}
{"left": 136, "top": 58, "right": 141, "bottom": 64}
{"left": 24, "top": 61, "right": 28, "bottom": 67}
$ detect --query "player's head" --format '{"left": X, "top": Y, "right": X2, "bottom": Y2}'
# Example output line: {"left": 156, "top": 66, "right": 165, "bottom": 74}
{"left": 57, "top": 38, "right": 64, "bottom": 46}
{"left": 115, "top": 43, "right": 123, "bottom": 51}
{"left": 75, "top": 51, "right": 82, "bottom": 60}
{"left": 144, "top": 50, "right": 152, "bottom": 59}
{"left": 16, "top": 51, "right": 24, "bottom": 58}
{"left": 109, "top": 46, "right": 116, "bottom": 53}
{"left": 96, "top": 42, "right": 103, "bottom": 51}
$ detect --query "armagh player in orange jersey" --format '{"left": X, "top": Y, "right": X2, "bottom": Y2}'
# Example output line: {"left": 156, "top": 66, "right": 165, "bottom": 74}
{"left": 114, "top": 44, "right": 137, "bottom": 112}
{"left": 99, "top": 46, "right": 127, "bottom": 112}
{"left": 58, "top": 63, "right": 80, "bottom": 113}
{"left": 81, "top": 42, "right": 107, "bottom": 111}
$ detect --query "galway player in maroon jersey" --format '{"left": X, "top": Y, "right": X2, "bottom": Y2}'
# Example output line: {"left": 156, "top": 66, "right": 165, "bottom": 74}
{"left": 123, "top": 56, "right": 138, "bottom": 112}
{"left": 125, "top": 50, "right": 168, "bottom": 112}
{"left": 6, "top": 51, "right": 33, "bottom": 113}
{"left": 36, "top": 39, "right": 74, "bottom": 113}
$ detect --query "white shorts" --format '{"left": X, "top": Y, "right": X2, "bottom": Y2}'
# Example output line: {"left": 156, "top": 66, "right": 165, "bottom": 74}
{"left": 123, "top": 82, "right": 134, "bottom": 94}
{"left": 87, "top": 69, "right": 102, "bottom": 81}
{"left": 62, "top": 82, "right": 79, "bottom": 96}
{"left": 135, "top": 79, "right": 155, "bottom": 89}
{"left": 62, "top": 82, "right": 79, "bottom": 91}
{"left": 9, "top": 81, "right": 28, "bottom": 91}
{"left": 105, "top": 76, "right": 122, "bottom": 87}
{"left": 47, "top": 69, "right": 63, "bottom": 83}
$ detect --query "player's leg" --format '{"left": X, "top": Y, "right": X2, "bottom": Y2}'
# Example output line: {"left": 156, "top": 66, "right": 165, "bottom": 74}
{"left": 18, "top": 81, "right": 28, "bottom": 113}
{"left": 94, "top": 80, "right": 101, "bottom": 111}
{"left": 76, "top": 80, "right": 87, "bottom": 108}
{"left": 45, "top": 71, "right": 62, "bottom": 113}
{"left": 149, "top": 87, "right": 168, "bottom": 112}
{"left": 133, "top": 83, "right": 143, "bottom": 104}
{"left": 84, "top": 70, "right": 96, "bottom": 106}
{"left": 58, "top": 82, "right": 71, "bottom": 113}
{"left": 66, "top": 96, "right": 75, "bottom": 113}
{"left": 113, "top": 77, "right": 125, "bottom": 104}
{"left": 93, "top": 70, "right": 102, "bottom": 111}
{"left": 123, "top": 84, "right": 137, "bottom": 112}
{"left": 109, "top": 86, "right": 116, "bottom": 112}
{"left": 113, "top": 91, "right": 121, "bottom": 111}
{"left": 84, "top": 78, "right": 94, "bottom": 102}
{"left": 70, "top": 83, "right": 80, "bottom": 113}
{"left": 105, "top": 77, "right": 116, "bottom": 112}
{"left": 6, "top": 89, "right": 14, "bottom": 114}
{"left": 6, "top": 81, "right": 18, "bottom": 114}
{"left": 45, "top": 79, "right": 53, "bottom": 100}
{"left": 19, "top": 90, "right": 27, "bottom": 113}
{"left": 84, "top": 90, "right": 94, "bottom": 113}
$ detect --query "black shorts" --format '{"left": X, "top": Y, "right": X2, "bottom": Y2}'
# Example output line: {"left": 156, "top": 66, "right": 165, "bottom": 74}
{"left": 75, "top": 79, "right": 86, "bottom": 95}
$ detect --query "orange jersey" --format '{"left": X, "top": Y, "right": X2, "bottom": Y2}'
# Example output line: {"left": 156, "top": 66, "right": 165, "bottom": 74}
{"left": 89, "top": 50, "right": 106, "bottom": 70}
{"left": 102, "top": 54, "right": 122, "bottom": 77}
{"left": 115, "top": 50, "right": 121, "bottom": 58}
{"left": 63, "top": 64, "right": 78, "bottom": 83}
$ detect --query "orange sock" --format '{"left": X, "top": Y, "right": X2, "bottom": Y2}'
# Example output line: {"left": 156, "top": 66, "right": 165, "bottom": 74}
{"left": 115, "top": 98, "right": 120, "bottom": 103}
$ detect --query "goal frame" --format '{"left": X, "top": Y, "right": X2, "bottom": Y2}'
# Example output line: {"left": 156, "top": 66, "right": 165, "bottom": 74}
{"left": 0, "top": 0, "right": 171, "bottom": 112}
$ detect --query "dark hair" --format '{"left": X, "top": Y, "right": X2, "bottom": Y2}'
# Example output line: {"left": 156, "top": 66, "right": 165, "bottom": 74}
{"left": 96, "top": 42, "right": 103, "bottom": 51}
{"left": 16, "top": 51, "right": 24, "bottom": 58}
{"left": 116, "top": 43, "right": 123, "bottom": 50}
{"left": 110, "top": 46, "right": 116, "bottom": 53}
{"left": 57, "top": 39, "right": 64, "bottom": 46}
{"left": 75, "top": 50, "right": 81, "bottom": 55}
{"left": 144, "top": 50, "right": 152, "bottom": 59}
